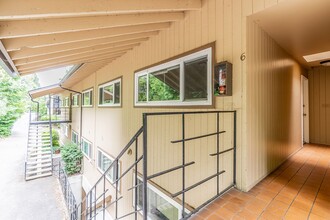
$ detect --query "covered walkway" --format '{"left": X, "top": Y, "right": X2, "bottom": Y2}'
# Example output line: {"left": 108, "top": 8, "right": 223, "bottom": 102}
{"left": 192, "top": 144, "right": 330, "bottom": 220}
{"left": 0, "top": 114, "right": 67, "bottom": 220}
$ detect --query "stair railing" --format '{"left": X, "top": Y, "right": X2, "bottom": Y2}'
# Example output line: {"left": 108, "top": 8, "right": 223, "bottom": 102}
{"left": 77, "top": 110, "right": 236, "bottom": 220}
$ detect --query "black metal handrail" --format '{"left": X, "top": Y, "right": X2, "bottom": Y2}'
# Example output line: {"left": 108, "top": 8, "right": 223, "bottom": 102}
{"left": 78, "top": 110, "right": 236, "bottom": 220}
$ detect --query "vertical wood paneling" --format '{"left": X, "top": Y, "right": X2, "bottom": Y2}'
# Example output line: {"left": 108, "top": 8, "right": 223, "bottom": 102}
{"left": 309, "top": 66, "right": 330, "bottom": 145}
{"left": 246, "top": 19, "right": 305, "bottom": 190}
{"left": 63, "top": 0, "right": 300, "bottom": 216}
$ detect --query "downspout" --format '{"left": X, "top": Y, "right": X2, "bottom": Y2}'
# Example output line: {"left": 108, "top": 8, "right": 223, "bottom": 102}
{"left": 28, "top": 93, "right": 40, "bottom": 121}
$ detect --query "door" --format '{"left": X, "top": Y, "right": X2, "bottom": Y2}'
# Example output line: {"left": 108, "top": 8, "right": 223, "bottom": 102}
{"left": 301, "top": 76, "right": 309, "bottom": 144}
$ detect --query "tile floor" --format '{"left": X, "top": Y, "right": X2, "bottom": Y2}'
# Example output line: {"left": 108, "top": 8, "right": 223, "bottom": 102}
{"left": 191, "top": 144, "right": 330, "bottom": 220}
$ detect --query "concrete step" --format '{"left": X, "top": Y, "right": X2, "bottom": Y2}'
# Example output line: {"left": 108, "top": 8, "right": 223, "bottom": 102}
{"left": 26, "top": 167, "right": 52, "bottom": 175}
{"left": 26, "top": 162, "right": 52, "bottom": 169}
{"left": 28, "top": 155, "right": 52, "bottom": 160}
{"left": 26, "top": 172, "right": 52, "bottom": 181}
{"left": 28, "top": 147, "right": 52, "bottom": 153}
{"left": 28, "top": 151, "right": 52, "bottom": 157}
{"left": 26, "top": 159, "right": 52, "bottom": 165}
{"left": 28, "top": 142, "right": 51, "bottom": 145}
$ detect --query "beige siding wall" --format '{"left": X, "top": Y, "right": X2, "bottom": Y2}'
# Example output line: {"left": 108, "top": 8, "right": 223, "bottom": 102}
{"left": 309, "top": 67, "right": 330, "bottom": 145}
{"left": 56, "top": 0, "right": 306, "bottom": 217}
{"left": 245, "top": 19, "right": 306, "bottom": 189}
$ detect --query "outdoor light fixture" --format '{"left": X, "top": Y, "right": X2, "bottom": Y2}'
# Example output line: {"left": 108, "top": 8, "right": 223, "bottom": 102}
{"left": 320, "top": 60, "right": 330, "bottom": 66}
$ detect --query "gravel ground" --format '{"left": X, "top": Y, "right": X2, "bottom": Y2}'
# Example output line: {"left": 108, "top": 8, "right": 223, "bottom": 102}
{"left": 0, "top": 114, "right": 68, "bottom": 220}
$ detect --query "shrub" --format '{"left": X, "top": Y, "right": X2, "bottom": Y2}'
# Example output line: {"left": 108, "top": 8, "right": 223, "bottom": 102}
{"left": 61, "top": 142, "right": 83, "bottom": 175}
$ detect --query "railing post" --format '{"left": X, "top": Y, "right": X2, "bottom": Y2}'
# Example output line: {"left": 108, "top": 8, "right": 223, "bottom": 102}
{"left": 233, "top": 111, "right": 237, "bottom": 186}
{"left": 134, "top": 137, "right": 138, "bottom": 220}
{"left": 142, "top": 113, "right": 148, "bottom": 220}
{"left": 48, "top": 95, "right": 53, "bottom": 173}
{"left": 115, "top": 159, "right": 119, "bottom": 219}
{"left": 103, "top": 175, "right": 106, "bottom": 220}
{"left": 181, "top": 113, "right": 185, "bottom": 218}
{"left": 216, "top": 113, "right": 220, "bottom": 195}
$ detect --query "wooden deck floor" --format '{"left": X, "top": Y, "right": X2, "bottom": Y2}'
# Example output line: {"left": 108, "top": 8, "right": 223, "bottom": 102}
{"left": 191, "top": 144, "right": 330, "bottom": 220}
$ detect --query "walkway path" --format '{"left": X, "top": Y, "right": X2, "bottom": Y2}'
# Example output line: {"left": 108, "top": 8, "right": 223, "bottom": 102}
{"left": 0, "top": 114, "right": 67, "bottom": 220}
{"left": 191, "top": 144, "right": 330, "bottom": 220}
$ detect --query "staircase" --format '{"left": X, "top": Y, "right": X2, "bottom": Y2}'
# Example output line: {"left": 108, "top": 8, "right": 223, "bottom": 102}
{"left": 25, "top": 124, "right": 53, "bottom": 181}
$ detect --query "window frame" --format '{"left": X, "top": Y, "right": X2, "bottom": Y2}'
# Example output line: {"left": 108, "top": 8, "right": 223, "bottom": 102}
{"left": 81, "top": 137, "right": 93, "bottom": 160}
{"left": 132, "top": 174, "right": 190, "bottom": 219}
{"left": 71, "top": 130, "right": 79, "bottom": 145}
{"left": 134, "top": 47, "right": 213, "bottom": 107}
{"left": 72, "top": 94, "right": 80, "bottom": 107}
{"left": 98, "top": 77, "right": 122, "bottom": 107}
{"left": 97, "top": 148, "right": 121, "bottom": 189}
{"left": 82, "top": 88, "right": 93, "bottom": 107}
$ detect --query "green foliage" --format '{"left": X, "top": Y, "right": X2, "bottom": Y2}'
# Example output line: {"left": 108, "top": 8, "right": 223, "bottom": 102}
{"left": 148, "top": 74, "right": 180, "bottom": 101}
{"left": 0, "top": 68, "right": 38, "bottom": 137}
{"left": 42, "top": 129, "right": 60, "bottom": 148}
{"left": 61, "top": 142, "right": 83, "bottom": 175}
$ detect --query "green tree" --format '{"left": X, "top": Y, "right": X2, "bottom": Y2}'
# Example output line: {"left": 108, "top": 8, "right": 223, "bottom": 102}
{"left": 0, "top": 67, "right": 39, "bottom": 137}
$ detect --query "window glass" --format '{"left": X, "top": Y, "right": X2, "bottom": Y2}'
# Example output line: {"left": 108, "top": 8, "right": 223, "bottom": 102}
{"left": 72, "top": 94, "right": 79, "bottom": 106}
{"left": 97, "top": 150, "right": 119, "bottom": 184}
{"left": 134, "top": 47, "right": 211, "bottom": 106}
{"left": 98, "top": 79, "right": 121, "bottom": 106}
{"left": 82, "top": 139, "right": 92, "bottom": 159}
{"left": 136, "top": 178, "right": 180, "bottom": 220}
{"left": 184, "top": 56, "right": 208, "bottom": 100}
{"left": 71, "top": 131, "right": 78, "bottom": 144}
{"left": 83, "top": 90, "right": 93, "bottom": 106}
{"left": 138, "top": 75, "right": 147, "bottom": 102}
{"left": 148, "top": 65, "right": 180, "bottom": 101}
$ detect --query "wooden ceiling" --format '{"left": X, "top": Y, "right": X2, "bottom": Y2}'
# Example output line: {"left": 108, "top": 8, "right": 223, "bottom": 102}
{"left": 0, "top": 0, "right": 201, "bottom": 76}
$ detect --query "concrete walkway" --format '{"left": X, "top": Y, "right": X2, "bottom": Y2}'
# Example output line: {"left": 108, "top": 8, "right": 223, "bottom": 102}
{"left": 0, "top": 114, "right": 67, "bottom": 220}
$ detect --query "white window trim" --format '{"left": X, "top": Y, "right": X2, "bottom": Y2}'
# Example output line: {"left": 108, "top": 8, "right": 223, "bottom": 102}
{"left": 82, "top": 88, "right": 93, "bottom": 107}
{"left": 134, "top": 47, "right": 212, "bottom": 107}
{"left": 72, "top": 94, "right": 80, "bottom": 107}
{"left": 71, "top": 130, "right": 79, "bottom": 145}
{"left": 132, "top": 174, "right": 190, "bottom": 219}
{"left": 81, "top": 137, "right": 93, "bottom": 160}
{"left": 97, "top": 148, "right": 121, "bottom": 188}
{"left": 98, "top": 78, "right": 121, "bottom": 107}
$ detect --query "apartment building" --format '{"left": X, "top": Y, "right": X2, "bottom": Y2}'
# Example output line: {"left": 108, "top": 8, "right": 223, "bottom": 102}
{"left": 1, "top": 0, "right": 329, "bottom": 219}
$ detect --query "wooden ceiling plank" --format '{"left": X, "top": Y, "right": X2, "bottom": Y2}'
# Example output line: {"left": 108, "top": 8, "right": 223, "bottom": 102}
{"left": 10, "top": 31, "right": 157, "bottom": 60}
{"left": 18, "top": 50, "right": 129, "bottom": 71}
{"left": 15, "top": 42, "right": 142, "bottom": 66}
{"left": 0, "top": 0, "right": 201, "bottom": 20}
{"left": 0, "top": 12, "right": 183, "bottom": 39}
{"left": 4, "top": 23, "right": 170, "bottom": 51}
{"left": 20, "top": 53, "right": 123, "bottom": 75}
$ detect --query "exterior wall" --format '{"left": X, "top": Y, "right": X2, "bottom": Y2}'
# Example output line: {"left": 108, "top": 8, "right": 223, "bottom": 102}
{"left": 309, "top": 66, "right": 330, "bottom": 145}
{"left": 245, "top": 19, "right": 306, "bottom": 190}
{"left": 55, "top": 0, "right": 307, "bottom": 218}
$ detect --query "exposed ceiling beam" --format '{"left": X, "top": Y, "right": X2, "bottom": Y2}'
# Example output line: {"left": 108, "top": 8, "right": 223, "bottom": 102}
{"left": 20, "top": 52, "right": 125, "bottom": 75}
{"left": 0, "top": 0, "right": 200, "bottom": 20}
{"left": 21, "top": 57, "right": 116, "bottom": 76}
{"left": 0, "top": 12, "right": 184, "bottom": 39}
{"left": 15, "top": 42, "right": 142, "bottom": 66}
{"left": 18, "top": 50, "right": 129, "bottom": 72}
{"left": 3, "top": 23, "right": 170, "bottom": 51}
{"left": 10, "top": 31, "right": 157, "bottom": 60}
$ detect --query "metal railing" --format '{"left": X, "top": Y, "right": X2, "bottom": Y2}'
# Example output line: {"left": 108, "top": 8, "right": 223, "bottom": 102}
{"left": 56, "top": 161, "right": 79, "bottom": 220}
{"left": 77, "top": 110, "right": 236, "bottom": 220}
{"left": 29, "top": 96, "right": 72, "bottom": 124}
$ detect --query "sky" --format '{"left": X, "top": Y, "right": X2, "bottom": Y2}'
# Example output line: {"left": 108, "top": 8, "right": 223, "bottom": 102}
{"left": 35, "top": 65, "right": 73, "bottom": 87}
